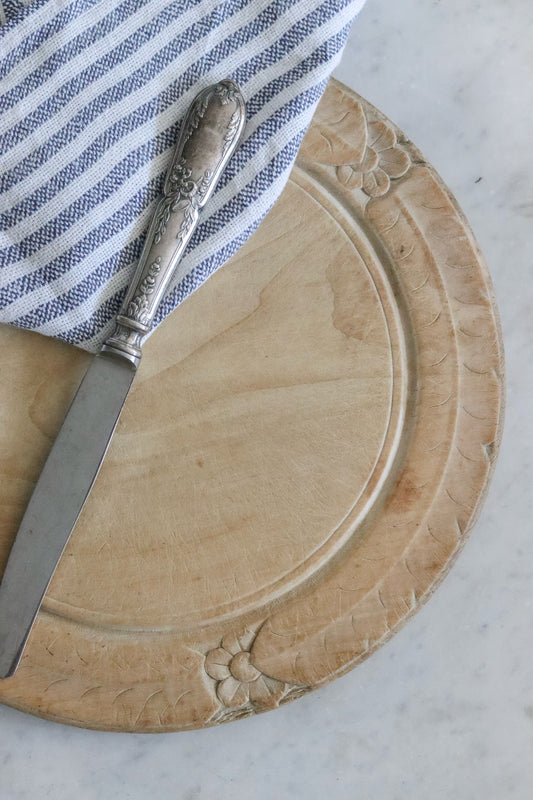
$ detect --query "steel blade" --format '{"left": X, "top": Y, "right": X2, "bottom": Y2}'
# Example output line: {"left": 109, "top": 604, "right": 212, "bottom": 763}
{"left": 0, "top": 353, "right": 135, "bottom": 677}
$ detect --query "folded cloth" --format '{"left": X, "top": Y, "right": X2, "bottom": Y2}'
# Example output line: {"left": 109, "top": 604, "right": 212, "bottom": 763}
{"left": 0, "top": 0, "right": 366, "bottom": 352}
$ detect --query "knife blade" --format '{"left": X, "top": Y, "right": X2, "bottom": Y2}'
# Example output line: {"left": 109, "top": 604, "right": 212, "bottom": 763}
{"left": 0, "top": 79, "right": 246, "bottom": 678}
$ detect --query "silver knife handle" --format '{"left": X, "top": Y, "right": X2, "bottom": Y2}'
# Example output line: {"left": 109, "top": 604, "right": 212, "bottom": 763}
{"left": 102, "top": 79, "right": 246, "bottom": 367}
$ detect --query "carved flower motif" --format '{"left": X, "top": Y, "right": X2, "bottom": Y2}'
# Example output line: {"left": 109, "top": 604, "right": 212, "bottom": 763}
{"left": 303, "top": 88, "right": 410, "bottom": 198}
{"left": 204, "top": 630, "right": 285, "bottom": 710}
{"left": 336, "top": 120, "right": 410, "bottom": 197}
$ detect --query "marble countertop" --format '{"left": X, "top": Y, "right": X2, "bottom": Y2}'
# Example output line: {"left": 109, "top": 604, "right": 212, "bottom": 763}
{"left": 1, "top": 1, "right": 532, "bottom": 797}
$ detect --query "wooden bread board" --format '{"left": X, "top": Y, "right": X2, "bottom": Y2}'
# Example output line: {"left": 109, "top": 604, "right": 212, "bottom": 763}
{"left": 0, "top": 80, "right": 504, "bottom": 731}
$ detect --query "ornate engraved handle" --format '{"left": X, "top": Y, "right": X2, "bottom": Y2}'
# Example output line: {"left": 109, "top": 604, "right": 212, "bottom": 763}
{"left": 102, "top": 80, "right": 246, "bottom": 367}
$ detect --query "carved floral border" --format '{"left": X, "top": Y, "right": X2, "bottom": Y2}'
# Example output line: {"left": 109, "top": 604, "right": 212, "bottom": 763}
{"left": 300, "top": 86, "right": 411, "bottom": 198}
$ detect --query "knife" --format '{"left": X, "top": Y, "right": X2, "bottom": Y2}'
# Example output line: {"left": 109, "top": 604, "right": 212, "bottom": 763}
{"left": 0, "top": 79, "right": 246, "bottom": 678}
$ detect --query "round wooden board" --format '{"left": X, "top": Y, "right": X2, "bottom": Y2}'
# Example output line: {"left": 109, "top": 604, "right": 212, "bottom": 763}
{"left": 0, "top": 81, "right": 504, "bottom": 731}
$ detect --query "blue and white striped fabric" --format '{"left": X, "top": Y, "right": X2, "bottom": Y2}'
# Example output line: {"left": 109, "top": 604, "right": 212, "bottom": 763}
{"left": 0, "top": 0, "right": 366, "bottom": 352}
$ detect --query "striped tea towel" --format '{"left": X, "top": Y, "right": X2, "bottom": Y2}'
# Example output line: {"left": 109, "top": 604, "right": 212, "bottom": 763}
{"left": 0, "top": 0, "right": 366, "bottom": 352}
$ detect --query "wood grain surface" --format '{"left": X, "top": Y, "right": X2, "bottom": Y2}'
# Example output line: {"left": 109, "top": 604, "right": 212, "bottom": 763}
{"left": 0, "top": 80, "right": 504, "bottom": 731}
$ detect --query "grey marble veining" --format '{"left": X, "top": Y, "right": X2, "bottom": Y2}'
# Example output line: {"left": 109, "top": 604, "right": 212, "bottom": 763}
{"left": 1, "top": 1, "right": 532, "bottom": 797}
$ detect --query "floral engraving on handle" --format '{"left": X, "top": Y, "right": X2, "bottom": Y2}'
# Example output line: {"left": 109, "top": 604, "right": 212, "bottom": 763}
{"left": 182, "top": 94, "right": 210, "bottom": 146}
{"left": 214, "top": 82, "right": 238, "bottom": 105}
{"left": 205, "top": 629, "right": 287, "bottom": 712}
{"left": 126, "top": 257, "right": 162, "bottom": 325}
{"left": 182, "top": 80, "right": 241, "bottom": 147}
{"left": 223, "top": 109, "right": 242, "bottom": 156}
{"left": 153, "top": 158, "right": 213, "bottom": 246}
{"left": 304, "top": 90, "right": 410, "bottom": 197}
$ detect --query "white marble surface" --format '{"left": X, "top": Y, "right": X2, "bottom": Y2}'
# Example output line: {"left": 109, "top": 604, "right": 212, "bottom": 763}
{"left": 1, "top": 1, "right": 532, "bottom": 797}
